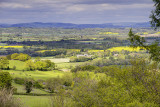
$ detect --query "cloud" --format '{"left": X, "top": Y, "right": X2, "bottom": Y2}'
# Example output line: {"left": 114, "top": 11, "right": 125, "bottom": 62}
{"left": 0, "top": 2, "right": 31, "bottom": 9}
{"left": 76, "top": 0, "right": 152, "bottom": 5}
{"left": 0, "top": 0, "right": 154, "bottom": 24}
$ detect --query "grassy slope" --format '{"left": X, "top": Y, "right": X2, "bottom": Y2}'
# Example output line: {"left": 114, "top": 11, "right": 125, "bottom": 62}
{"left": 13, "top": 83, "right": 48, "bottom": 94}
{"left": 14, "top": 95, "right": 51, "bottom": 107}
{"left": 8, "top": 60, "right": 71, "bottom": 80}
{"left": 7, "top": 59, "right": 80, "bottom": 107}
{"left": 8, "top": 70, "right": 66, "bottom": 80}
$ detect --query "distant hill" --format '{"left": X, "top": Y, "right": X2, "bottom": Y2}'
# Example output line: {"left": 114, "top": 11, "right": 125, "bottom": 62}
{"left": 0, "top": 22, "right": 151, "bottom": 28}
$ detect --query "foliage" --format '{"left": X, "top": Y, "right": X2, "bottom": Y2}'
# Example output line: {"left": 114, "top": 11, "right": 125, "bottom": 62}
{"left": 45, "top": 74, "right": 73, "bottom": 93}
{"left": 11, "top": 53, "right": 31, "bottom": 61}
{"left": 63, "top": 59, "right": 160, "bottom": 106}
{"left": 0, "top": 57, "right": 9, "bottom": 70}
{"left": 0, "top": 88, "right": 21, "bottom": 107}
{"left": 128, "top": 28, "right": 160, "bottom": 62}
{"left": 14, "top": 77, "right": 25, "bottom": 85}
{"left": 24, "top": 78, "right": 34, "bottom": 93}
{"left": 25, "top": 60, "right": 36, "bottom": 71}
{"left": 45, "top": 77, "right": 63, "bottom": 93}
{"left": 0, "top": 71, "right": 12, "bottom": 89}
{"left": 70, "top": 57, "right": 93, "bottom": 62}
{"left": 25, "top": 58, "right": 55, "bottom": 71}
{"left": 71, "top": 65, "right": 97, "bottom": 73}
{"left": 150, "top": 0, "right": 160, "bottom": 29}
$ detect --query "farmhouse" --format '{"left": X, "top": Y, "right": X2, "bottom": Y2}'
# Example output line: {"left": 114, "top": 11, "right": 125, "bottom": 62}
{"left": 77, "top": 54, "right": 92, "bottom": 58}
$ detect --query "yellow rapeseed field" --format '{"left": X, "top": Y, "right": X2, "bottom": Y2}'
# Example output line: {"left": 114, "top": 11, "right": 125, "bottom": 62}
{"left": 107, "top": 46, "right": 143, "bottom": 52}
{"left": 67, "top": 49, "right": 80, "bottom": 52}
{"left": 88, "top": 50, "right": 104, "bottom": 53}
{"left": 36, "top": 49, "right": 56, "bottom": 53}
{"left": 99, "top": 32, "right": 119, "bottom": 35}
{"left": 0, "top": 46, "right": 24, "bottom": 48}
{"left": 36, "top": 49, "right": 81, "bottom": 53}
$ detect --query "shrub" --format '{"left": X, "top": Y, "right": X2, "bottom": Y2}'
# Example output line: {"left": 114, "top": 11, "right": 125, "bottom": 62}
{"left": 11, "top": 53, "right": 31, "bottom": 61}
{"left": 34, "top": 81, "right": 44, "bottom": 89}
{"left": 0, "top": 71, "right": 12, "bottom": 89}
{"left": 63, "top": 73, "right": 73, "bottom": 86}
{"left": 70, "top": 57, "right": 93, "bottom": 62}
{"left": 0, "top": 88, "right": 21, "bottom": 107}
{"left": 71, "top": 65, "right": 97, "bottom": 73}
{"left": 45, "top": 77, "right": 63, "bottom": 93}
{"left": 24, "top": 78, "right": 34, "bottom": 93}
{"left": 0, "top": 57, "right": 9, "bottom": 70}
{"left": 14, "top": 77, "right": 25, "bottom": 85}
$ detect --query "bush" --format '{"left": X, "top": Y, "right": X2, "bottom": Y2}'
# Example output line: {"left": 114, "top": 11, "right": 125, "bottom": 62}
{"left": 63, "top": 74, "right": 73, "bottom": 86}
{"left": 0, "top": 71, "right": 12, "bottom": 89}
{"left": 14, "top": 77, "right": 25, "bottom": 85}
{"left": 70, "top": 57, "right": 93, "bottom": 62}
{"left": 11, "top": 53, "right": 31, "bottom": 61}
{"left": 25, "top": 59, "right": 55, "bottom": 71}
{"left": 45, "top": 77, "right": 64, "bottom": 93}
{"left": 34, "top": 81, "right": 44, "bottom": 89}
{"left": 0, "top": 57, "right": 9, "bottom": 70}
{"left": 71, "top": 65, "right": 97, "bottom": 73}
{"left": 0, "top": 88, "right": 21, "bottom": 107}
{"left": 24, "top": 78, "right": 34, "bottom": 93}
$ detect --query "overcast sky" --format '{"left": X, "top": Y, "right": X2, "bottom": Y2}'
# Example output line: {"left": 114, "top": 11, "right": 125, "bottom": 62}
{"left": 0, "top": 0, "right": 154, "bottom": 24}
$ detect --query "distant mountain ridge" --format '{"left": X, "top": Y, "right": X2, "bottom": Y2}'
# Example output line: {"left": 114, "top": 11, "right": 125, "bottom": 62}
{"left": 0, "top": 22, "right": 151, "bottom": 28}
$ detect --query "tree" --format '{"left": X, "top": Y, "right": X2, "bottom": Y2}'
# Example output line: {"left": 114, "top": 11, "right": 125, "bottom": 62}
{"left": 17, "top": 53, "right": 31, "bottom": 61}
{"left": 25, "top": 78, "right": 34, "bottom": 93}
{"left": 45, "top": 77, "right": 63, "bottom": 93}
{"left": 0, "top": 57, "right": 9, "bottom": 69}
{"left": 11, "top": 53, "right": 19, "bottom": 60}
{"left": 128, "top": 0, "right": 160, "bottom": 62}
{"left": 25, "top": 60, "right": 36, "bottom": 71}
{"left": 150, "top": 0, "right": 160, "bottom": 29}
{"left": 128, "top": 29, "right": 160, "bottom": 62}
{"left": 44, "top": 60, "right": 55, "bottom": 70}
{"left": 0, "top": 71, "right": 12, "bottom": 89}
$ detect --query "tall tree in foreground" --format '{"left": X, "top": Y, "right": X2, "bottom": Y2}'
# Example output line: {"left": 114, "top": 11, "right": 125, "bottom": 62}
{"left": 128, "top": 29, "right": 160, "bottom": 62}
{"left": 128, "top": 0, "right": 160, "bottom": 62}
{"left": 150, "top": 0, "right": 160, "bottom": 29}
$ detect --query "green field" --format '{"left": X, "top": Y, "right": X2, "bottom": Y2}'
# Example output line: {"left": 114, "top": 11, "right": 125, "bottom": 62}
{"left": 14, "top": 95, "right": 51, "bottom": 107}
{"left": 13, "top": 83, "right": 48, "bottom": 94}
{"left": 8, "top": 70, "right": 66, "bottom": 80}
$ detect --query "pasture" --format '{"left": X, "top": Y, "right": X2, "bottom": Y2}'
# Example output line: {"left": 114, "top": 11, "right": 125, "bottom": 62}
{"left": 14, "top": 95, "right": 51, "bottom": 107}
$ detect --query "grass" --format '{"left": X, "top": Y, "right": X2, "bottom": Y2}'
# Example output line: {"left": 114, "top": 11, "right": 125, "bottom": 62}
{"left": 14, "top": 95, "right": 51, "bottom": 107}
{"left": 9, "top": 60, "right": 25, "bottom": 70}
{"left": 13, "top": 83, "right": 48, "bottom": 94}
{"left": 56, "top": 62, "right": 83, "bottom": 69}
{"left": 41, "top": 58, "right": 70, "bottom": 63}
{"left": 7, "top": 59, "right": 73, "bottom": 80}
{"left": 8, "top": 70, "right": 66, "bottom": 80}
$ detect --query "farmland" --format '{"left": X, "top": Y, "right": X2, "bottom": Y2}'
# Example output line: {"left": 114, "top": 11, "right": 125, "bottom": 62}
{"left": 0, "top": 27, "right": 160, "bottom": 107}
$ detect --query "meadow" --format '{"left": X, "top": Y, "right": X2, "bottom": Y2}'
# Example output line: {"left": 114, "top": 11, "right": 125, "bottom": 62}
{"left": 14, "top": 95, "right": 51, "bottom": 107}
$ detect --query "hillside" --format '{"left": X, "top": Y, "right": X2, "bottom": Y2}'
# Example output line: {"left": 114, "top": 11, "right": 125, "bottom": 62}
{"left": 0, "top": 22, "right": 151, "bottom": 28}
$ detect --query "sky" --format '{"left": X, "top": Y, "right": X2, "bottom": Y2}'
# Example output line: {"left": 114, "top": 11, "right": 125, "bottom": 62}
{"left": 0, "top": 0, "right": 154, "bottom": 24}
